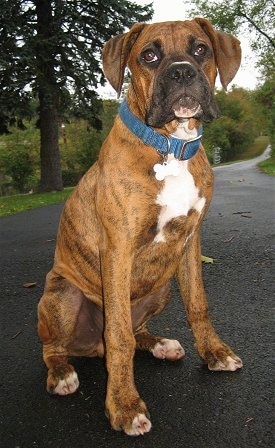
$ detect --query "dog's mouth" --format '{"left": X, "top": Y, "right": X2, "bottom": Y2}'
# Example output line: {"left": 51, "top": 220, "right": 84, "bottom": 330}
{"left": 172, "top": 96, "right": 202, "bottom": 119}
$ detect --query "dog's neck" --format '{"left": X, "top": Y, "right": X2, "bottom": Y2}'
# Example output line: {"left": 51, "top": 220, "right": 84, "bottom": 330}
{"left": 171, "top": 119, "right": 198, "bottom": 140}
{"left": 118, "top": 99, "right": 203, "bottom": 162}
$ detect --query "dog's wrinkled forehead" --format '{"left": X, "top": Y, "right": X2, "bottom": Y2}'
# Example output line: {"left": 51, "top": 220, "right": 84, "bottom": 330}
{"left": 130, "top": 21, "right": 212, "bottom": 60}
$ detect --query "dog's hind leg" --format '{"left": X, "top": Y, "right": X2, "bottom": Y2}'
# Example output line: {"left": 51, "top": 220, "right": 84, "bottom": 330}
{"left": 132, "top": 284, "right": 185, "bottom": 361}
{"left": 38, "top": 272, "right": 103, "bottom": 395}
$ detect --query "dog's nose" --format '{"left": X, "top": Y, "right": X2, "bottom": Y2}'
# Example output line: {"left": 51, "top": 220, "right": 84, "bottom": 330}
{"left": 168, "top": 62, "right": 197, "bottom": 85}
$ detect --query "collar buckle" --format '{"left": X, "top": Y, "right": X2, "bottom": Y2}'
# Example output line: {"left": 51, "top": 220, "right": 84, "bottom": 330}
{"left": 178, "top": 134, "right": 202, "bottom": 160}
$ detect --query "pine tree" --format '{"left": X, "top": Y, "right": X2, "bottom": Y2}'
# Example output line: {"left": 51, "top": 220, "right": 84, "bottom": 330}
{"left": 0, "top": 0, "right": 153, "bottom": 191}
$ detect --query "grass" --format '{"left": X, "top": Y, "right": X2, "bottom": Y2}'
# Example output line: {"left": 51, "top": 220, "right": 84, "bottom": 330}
{"left": 239, "top": 135, "right": 275, "bottom": 176}
{"left": 0, "top": 136, "right": 273, "bottom": 217}
{"left": 0, "top": 187, "right": 74, "bottom": 217}
{"left": 259, "top": 154, "right": 275, "bottom": 175}
{"left": 231, "top": 136, "right": 269, "bottom": 161}
{"left": 219, "top": 136, "right": 275, "bottom": 175}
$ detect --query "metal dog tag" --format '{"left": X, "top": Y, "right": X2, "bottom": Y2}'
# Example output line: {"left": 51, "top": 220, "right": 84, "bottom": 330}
{"left": 153, "top": 159, "right": 180, "bottom": 181}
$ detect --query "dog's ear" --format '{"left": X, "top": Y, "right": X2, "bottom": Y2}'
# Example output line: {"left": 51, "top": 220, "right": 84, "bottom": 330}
{"left": 102, "top": 23, "right": 146, "bottom": 97}
{"left": 194, "top": 17, "right": 241, "bottom": 89}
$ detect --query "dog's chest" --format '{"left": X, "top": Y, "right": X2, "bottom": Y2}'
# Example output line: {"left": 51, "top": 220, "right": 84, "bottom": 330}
{"left": 154, "top": 156, "right": 204, "bottom": 242}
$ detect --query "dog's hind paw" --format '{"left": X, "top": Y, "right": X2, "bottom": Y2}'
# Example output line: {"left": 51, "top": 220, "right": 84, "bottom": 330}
{"left": 125, "top": 414, "right": 152, "bottom": 436}
{"left": 208, "top": 355, "right": 243, "bottom": 372}
{"left": 152, "top": 338, "right": 185, "bottom": 361}
{"left": 48, "top": 371, "right": 79, "bottom": 396}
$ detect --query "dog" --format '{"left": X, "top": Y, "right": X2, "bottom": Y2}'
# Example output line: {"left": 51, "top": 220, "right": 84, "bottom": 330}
{"left": 38, "top": 18, "right": 242, "bottom": 436}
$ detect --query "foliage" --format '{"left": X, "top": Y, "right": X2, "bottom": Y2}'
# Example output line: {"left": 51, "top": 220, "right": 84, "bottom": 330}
{"left": 0, "top": 123, "right": 40, "bottom": 194}
{"left": 61, "top": 99, "right": 119, "bottom": 179}
{"left": 203, "top": 87, "right": 261, "bottom": 162}
{"left": 1, "top": 147, "right": 34, "bottom": 193}
{"left": 0, "top": 99, "right": 120, "bottom": 193}
{"left": 0, "top": 0, "right": 153, "bottom": 191}
{"left": 234, "top": 136, "right": 269, "bottom": 161}
{"left": 254, "top": 73, "right": 275, "bottom": 152}
{"left": 0, "top": 0, "right": 153, "bottom": 128}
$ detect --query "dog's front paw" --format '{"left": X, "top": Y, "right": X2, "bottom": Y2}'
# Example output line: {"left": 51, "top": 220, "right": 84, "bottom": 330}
{"left": 47, "top": 366, "right": 79, "bottom": 395}
{"left": 125, "top": 413, "right": 152, "bottom": 436}
{"left": 151, "top": 338, "right": 185, "bottom": 361}
{"left": 208, "top": 355, "right": 243, "bottom": 372}
{"left": 106, "top": 393, "right": 151, "bottom": 436}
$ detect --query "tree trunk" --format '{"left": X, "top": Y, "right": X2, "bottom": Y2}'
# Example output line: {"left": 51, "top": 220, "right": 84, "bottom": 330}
{"left": 35, "top": 0, "right": 63, "bottom": 192}
{"left": 39, "top": 94, "right": 63, "bottom": 192}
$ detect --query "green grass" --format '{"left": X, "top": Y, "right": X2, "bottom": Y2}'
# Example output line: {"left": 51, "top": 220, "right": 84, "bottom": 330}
{"left": 223, "top": 136, "right": 275, "bottom": 176}
{"left": 259, "top": 155, "right": 275, "bottom": 175}
{"left": 231, "top": 136, "right": 269, "bottom": 161}
{"left": 0, "top": 188, "right": 74, "bottom": 217}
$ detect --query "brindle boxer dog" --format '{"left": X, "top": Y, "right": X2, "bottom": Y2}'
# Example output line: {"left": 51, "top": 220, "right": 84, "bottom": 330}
{"left": 38, "top": 18, "right": 243, "bottom": 436}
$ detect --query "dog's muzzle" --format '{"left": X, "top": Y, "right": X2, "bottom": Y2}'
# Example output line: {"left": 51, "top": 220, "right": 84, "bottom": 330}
{"left": 146, "top": 61, "right": 220, "bottom": 127}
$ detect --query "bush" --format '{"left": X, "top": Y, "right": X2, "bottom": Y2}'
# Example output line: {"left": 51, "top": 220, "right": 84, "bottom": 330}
{"left": 0, "top": 144, "right": 37, "bottom": 193}
{"left": 203, "top": 88, "right": 258, "bottom": 162}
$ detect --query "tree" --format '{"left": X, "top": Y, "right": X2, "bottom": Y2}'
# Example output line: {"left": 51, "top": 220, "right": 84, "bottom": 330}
{"left": 202, "top": 87, "right": 263, "bottom": 162}
{"left": 254, "top": 74, "right": 275, "bottom": 149}
{"left": 0, "top": 1, "right": 153, "bottom": 191}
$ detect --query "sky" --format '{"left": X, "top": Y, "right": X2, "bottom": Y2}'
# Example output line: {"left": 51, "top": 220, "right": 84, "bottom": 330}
{"left": 99, "top": 0, "right": 260, "bottom": 97}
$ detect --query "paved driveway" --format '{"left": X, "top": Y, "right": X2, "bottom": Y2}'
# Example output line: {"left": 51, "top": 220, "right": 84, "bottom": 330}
{"left": 1, "top": 151, "right": 274, "bottom": 447}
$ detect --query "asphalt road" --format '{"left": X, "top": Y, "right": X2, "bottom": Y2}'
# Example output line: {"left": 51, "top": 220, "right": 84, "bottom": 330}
{"left": 1, "top": 150, "right": 274, "bottom": 448}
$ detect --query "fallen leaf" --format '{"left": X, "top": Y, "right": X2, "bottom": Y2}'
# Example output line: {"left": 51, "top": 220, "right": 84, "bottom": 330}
{"left": 245, "top": 417, "right": 254, "bottom": 423}
{"left": 223, "top": 236, "right": 235, "bottom": 243}
{"left": 201, "top": 255, "right": 215, "bottom": 264}
{"left": 23, "top": 282, "right": 37, "bottom": 288}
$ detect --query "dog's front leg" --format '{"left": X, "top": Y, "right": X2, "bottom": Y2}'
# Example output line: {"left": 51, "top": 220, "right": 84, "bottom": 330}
{"left": 100, "top": 243, "right": 151, "bottom": 436}
{"left": 177, "top": 232, "right": 243, "bottom": 372}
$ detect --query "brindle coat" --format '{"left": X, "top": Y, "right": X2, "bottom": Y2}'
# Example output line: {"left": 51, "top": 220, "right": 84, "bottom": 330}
{"left": 38, "top": 19, "right": 242, "bottom": 436}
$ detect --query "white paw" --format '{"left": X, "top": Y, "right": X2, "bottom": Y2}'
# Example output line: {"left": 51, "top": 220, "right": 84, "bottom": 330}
{"left": 209, "top": 355, "right": 243, "bottom": 372}
{"left": 54, "top": 371, "right": 79, "bottom": 395}
{"left": 151, "top": 339, "right": 185, "bottom": 361}
{"left": 125, "top": 413, "right": 152, "bottom": 436}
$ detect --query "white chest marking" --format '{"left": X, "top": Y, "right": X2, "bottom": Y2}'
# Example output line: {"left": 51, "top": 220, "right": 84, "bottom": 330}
{"left": 154, "top": 156, "right": 205, "bottom": 243}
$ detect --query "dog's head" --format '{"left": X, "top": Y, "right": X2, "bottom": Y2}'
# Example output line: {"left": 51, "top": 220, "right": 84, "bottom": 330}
{"left": 102, "top": 19, "right": 241, "bottom": 129}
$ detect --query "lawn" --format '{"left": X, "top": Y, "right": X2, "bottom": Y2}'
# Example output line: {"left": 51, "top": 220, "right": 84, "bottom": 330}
{"left": 231, "top": 135, "right": 270, "bottom": 161}
{"left": 0, "top": 188, "right": 74, "bottom": 217}
{"left": 259, "top": 154, "right": 275, "bottom": 175}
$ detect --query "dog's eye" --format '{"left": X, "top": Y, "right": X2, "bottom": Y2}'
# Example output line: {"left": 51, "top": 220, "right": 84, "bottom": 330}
{"left": 194, "top": 44, "right": 207, "bottom": 57}
{"left": 142, "top": 49, "right": 159, "bottom": 63}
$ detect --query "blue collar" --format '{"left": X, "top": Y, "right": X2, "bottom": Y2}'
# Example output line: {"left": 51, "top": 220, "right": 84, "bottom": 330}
{"left": 118, "top": 98, "right": 202, "bottom": 161}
